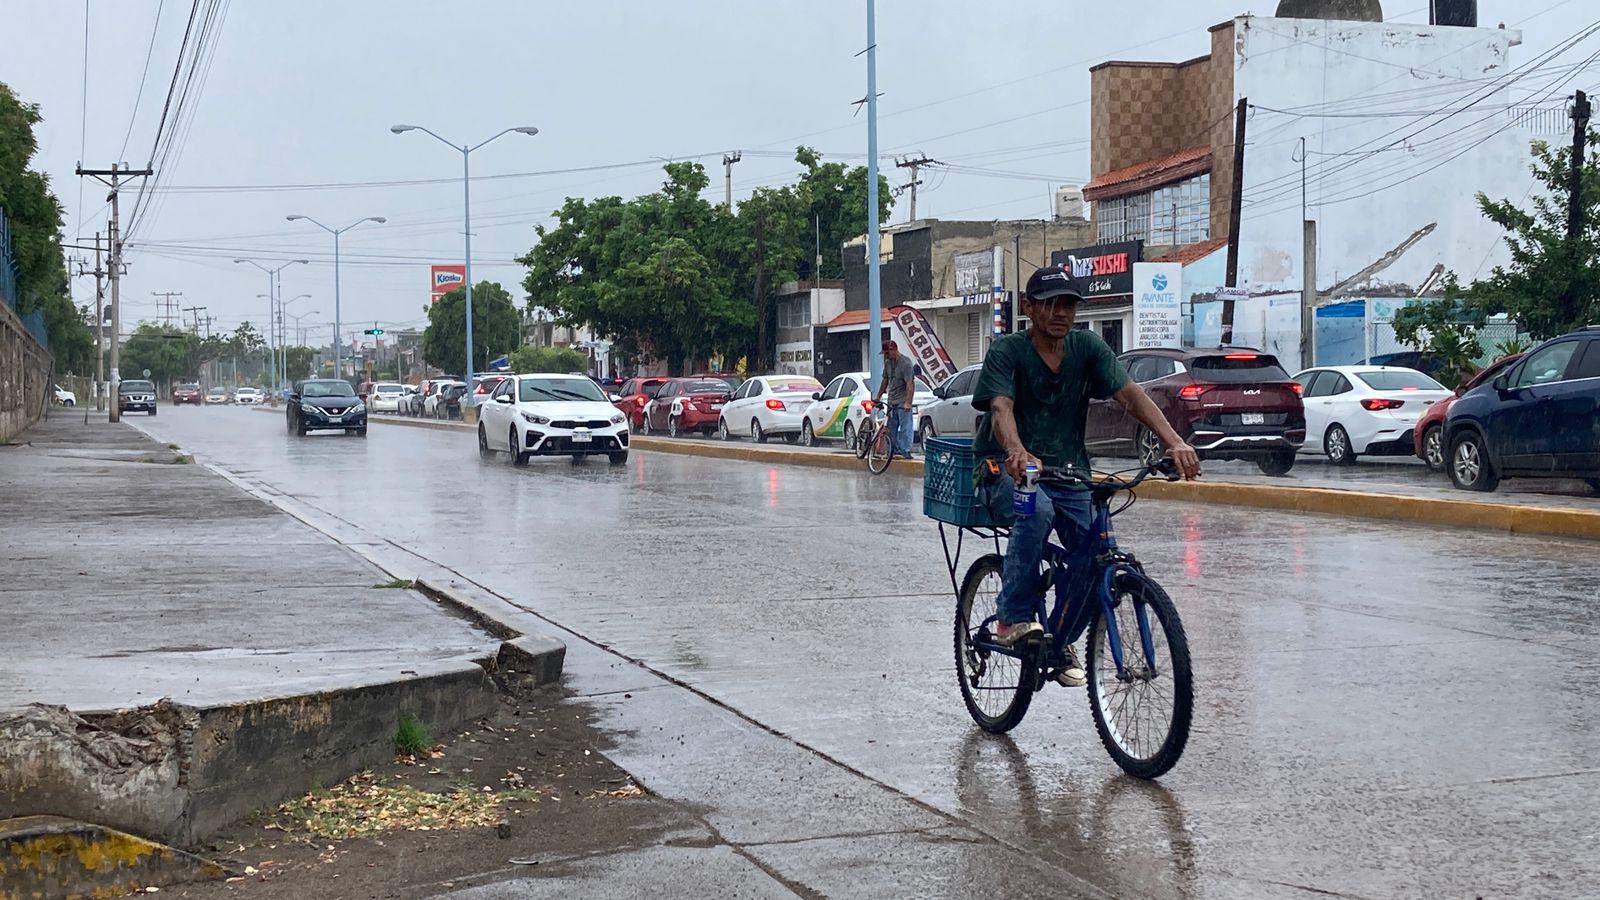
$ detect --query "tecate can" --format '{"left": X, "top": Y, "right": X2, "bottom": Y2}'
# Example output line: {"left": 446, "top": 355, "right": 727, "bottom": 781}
{"left": 1013, "top": 463, "right": 1039, "bottom": 517}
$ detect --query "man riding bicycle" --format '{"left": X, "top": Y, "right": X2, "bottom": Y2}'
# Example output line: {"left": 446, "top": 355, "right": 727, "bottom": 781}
{"left": 972, "top": 264, "right": 1201, "bottom": 684}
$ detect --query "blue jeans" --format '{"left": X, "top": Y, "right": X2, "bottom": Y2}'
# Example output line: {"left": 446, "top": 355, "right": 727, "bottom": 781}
{"left": 887, "top": 406, "right": 914, "bottom": 456}
{"left": 996, "top": 481, "right": 1093, "bottom": 625}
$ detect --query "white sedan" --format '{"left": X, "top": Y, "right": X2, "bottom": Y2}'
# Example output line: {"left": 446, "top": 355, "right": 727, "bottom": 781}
{"left": 477, "top": 372, "right": 630, "bottom": 465}
{"left": 53, "top": 384, "right": 76, "bottom": 405}
{"left": 717, "top": 374, "right": 824, "bottom": 442}
{"left": 917, "top": 364, "right": 984, "bottom": 442}
{"left": 233, "top": 387, "right": 263, "bottom": 405}
{"left": 368, "top": 382, "right": 406, "bottom": 413}
{"left": 798, "top": 370, "right": 935, "bottom": 448}
{"left": 1292, "top": 365, "right": 1453, "bottom": 464}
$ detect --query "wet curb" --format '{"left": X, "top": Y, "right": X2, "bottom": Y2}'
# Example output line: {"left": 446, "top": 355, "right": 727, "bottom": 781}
{"left": 339, "top": 410, "right": 1600, "bottom": 542}
{"left": 0, "top": 815, "right": 227, "bottom": 897}
{"left": 414, "top": 579, "right": 567, "bottom": 689}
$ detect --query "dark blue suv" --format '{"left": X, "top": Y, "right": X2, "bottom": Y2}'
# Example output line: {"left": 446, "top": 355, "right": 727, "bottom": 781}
{"left": 1444, "top": 327, "right": 1600, "bottom": 492}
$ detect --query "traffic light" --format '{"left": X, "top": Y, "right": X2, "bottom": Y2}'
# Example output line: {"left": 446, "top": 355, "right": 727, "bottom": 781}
{"left": 363, "top": 324, "right": 384, "bottom": 336}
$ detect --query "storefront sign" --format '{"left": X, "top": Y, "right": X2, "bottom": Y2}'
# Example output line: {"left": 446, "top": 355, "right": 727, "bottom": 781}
{"left": 1132, "top": 263, "right": 1183, "bottom": 349}
{"left": 430, "top": 264, "right": 466, "bottom": 303}
{"left": 954, "top": 251, "right": 993, "bottom": 296}
{"left": 1048, "top": 240, "right": 1142, "bottom": 300}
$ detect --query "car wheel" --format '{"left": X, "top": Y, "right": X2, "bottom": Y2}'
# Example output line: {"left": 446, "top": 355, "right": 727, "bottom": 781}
{"left": 1422, "top": 424, "right": 1446, "bottom": 472}
{"left": 295, "top": 417, "right": 307, "bottom": 436}
{"left": 800, "top": 419, "right": 816, "bottom": 447}
{"left": 1256, "top": 451, "right": 1295, "bottom": 476}
{"left": 571, "top": 454, "right": 585, "bottom": 463}
{"left": 918, "top": 418, "right": 936, "bottom": 445}
{"left": 509, "top": 425, "right": 528, "bottom": 467}
{"left": 479, "top": 423, "right": 492, "bottom": 456}
{"left": 609, "top": 450, "right": 629, "bottom": 465}
{"left": 718, "top": 418, "right": 734, "bottom": 441}
{"left": 1449, "top": 430, "right": 1498, "bottom": 492}
{"left": 1136, "top": 426, "right": 1163, "bottom": 467}
{"left": 355, "top": 427, "right": 367, "bottom": 437}
{"left": 842, "top": 420, "right": 857, "bottom": 452}
{"left": 1324, "top": 424, "right": 1357, "bottom": 466}
{"left": 753, "top": 418, "right": 768, "bottom": 443}
{"left": 668, "top": 415, "right": 681, "bottom": 438}
{"left": 150, "top": 408, "right": 157, "bottom": 417}
{"left": 641, "top": 412, "right": 652, "bottom": 436}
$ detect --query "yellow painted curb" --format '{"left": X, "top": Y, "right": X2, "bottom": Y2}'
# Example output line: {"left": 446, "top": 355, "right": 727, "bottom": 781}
{"left": 0, "top": 816, "right": 226, "bottom": 898}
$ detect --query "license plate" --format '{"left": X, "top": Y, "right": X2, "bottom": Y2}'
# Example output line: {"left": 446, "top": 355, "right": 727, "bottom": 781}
{"left": 571, "top": 432, "right": 592, "bottom": 443}
{"left": 711, "top": 404, "right": 723, "bottom": 410}
{"left": 1241, "top": 413, "right": 1265, "bottom": 425}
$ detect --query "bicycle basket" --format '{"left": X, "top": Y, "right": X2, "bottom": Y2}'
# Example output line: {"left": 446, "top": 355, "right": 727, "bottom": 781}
{"left": 923, "top": 437, "right": 998, "bottom": 527}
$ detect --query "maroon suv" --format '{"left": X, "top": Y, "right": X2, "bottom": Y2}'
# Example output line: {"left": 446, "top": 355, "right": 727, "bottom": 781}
{"left": 1086, "top": 347, "right": 1306, "bottom": 475}
{"left": 172, "top": 382, "right": 203, "bottom": 405}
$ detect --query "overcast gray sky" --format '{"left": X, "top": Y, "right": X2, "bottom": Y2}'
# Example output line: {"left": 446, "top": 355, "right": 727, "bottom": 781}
{"left": 0, "top": 0, "right": 1585, "bottom": 348}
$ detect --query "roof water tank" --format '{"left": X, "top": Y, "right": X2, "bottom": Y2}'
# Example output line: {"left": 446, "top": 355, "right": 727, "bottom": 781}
{"left": 1430, "top": 0, "right": 1476, "bottom": 26}
{"left": 1274, "top": 0, "right": 1383, "bottom": 21}
{"left": 1055, "top": 185, "right": 1086, "bottom": 221}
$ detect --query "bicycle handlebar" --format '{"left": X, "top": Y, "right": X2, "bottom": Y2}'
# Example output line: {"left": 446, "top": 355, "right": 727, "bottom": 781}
{"left": 1036, "top": 457, "right": 1180, "bottom": 491}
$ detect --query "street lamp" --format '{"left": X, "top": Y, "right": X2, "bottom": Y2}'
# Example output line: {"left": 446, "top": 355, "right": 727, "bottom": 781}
{"left": 285, "top": 215, "right": 386, "bottom": 381}
{"left": 236, "top": 258, "right": 307, "bottom": 399}
{"left": 391, "top": 123, "right": 539, "bottom": 394}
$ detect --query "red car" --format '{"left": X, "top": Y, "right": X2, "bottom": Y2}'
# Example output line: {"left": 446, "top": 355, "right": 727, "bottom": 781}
{"left": 172, "top": 382, "right": 203, "bottom": 405}
{"left": 642, "top": 377, "right": 734, "bottom": 437}
{"left": 614, "top": 377, "right": 669, "bottom": 431}
{"left": 1085, "top": 347, "right": 1306, "bottom": 475}
{"left": 1414, "top": 352, "right": 1523, "bottom": 472}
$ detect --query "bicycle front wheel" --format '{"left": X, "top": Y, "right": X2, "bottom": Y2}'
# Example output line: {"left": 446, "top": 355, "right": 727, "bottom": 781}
{"left": 867, "top": 423, "right": 893, "bottom": 473}
{"left": 955, "top": 554, "right": 1037, "bottom": 733}
{"left": 1084, "top": 573, "right": 1193, "bottom": 779}
{"left": 853, "top": 421, "right": 873, "bottom": 459}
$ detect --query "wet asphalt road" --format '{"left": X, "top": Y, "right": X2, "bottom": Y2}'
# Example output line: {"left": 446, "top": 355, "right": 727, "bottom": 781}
{"left": 139, "top": 406, "right": 1600, "bottom": 898}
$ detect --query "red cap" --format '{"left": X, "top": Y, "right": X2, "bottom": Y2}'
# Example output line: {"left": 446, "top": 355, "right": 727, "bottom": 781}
{"left": 882, "top": 340, "right": 898, "bottom": 352}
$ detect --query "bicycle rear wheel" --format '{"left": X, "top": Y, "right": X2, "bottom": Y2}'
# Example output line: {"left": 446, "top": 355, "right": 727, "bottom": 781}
{"left": 1084, "top": 573, "right": 1193, "bottom": 779}
{"left": 955, "top": 554, "right": 1037, "bottom": 733}
{"left": 867, "top": 423, "right": 893, "bottom": 473}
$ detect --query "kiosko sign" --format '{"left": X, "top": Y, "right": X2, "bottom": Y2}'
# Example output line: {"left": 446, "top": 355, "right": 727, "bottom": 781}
{"left": 430, "top": 264, "right": 466, "bottom": 303}
{"left": 1048, "top": 240, "right": 1141, "bottom": 300}
{"left": 1132, "top": 262, "right": 1183, "bottom": 349}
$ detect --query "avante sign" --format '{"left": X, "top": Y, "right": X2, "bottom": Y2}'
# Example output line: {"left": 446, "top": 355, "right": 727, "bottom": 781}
{"left": 1048, "top": 240, "right": 1143, "bottom": 300}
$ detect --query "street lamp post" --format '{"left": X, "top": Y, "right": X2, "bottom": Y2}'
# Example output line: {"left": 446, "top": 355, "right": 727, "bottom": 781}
{"left": 235, "top": 258, "right": 307, "bottom": 401}
{"left": 285, "top": 215, "right": 386, "bottom": 382}
{"left": 391, "top": 123, "right": 539, "bottom": 395}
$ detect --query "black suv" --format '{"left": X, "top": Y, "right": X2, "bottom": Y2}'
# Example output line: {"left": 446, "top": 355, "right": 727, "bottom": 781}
{"left": 118, "top": 379, "right": 158, "bottom": 416}
{"left": 286, "top": 379, "right": 367, "bottom": 436}
{"left": 1444, "top": 327, "right": 1600, "bottom": 492}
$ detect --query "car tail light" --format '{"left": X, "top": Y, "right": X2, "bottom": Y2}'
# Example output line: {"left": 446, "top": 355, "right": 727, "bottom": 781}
{"left": 1289, "top": 382, "right": 1304, "bottom": 396}
{"left": 1361, "top": 398, "right": 1405, "bottom": 410}
{"left": 634, "top": 396, "right": 646, "bottom": 407}
{"left": 1179, "top": 384, "right": 1210, "bottom": 400}
{"left": 861, "top": 399, "right": 875, "bottom": 414}
{"left": 1224, "top": 353, "right": 1258, "bottom": 360}
{"left": 765, "top": 399, "right": 785, "bottom": 411}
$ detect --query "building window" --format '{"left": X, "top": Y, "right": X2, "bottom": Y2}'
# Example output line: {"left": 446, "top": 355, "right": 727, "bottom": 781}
{"left": 778, "top": 297, "right": 812, "bottom": 329}
{"left": 1097, "top": 173, "right": 1210, "bottom": 246}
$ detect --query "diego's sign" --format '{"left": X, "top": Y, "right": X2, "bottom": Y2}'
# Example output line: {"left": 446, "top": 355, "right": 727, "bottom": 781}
{"left": 1049, "top": 240, "right": 1142, "bottom": 300}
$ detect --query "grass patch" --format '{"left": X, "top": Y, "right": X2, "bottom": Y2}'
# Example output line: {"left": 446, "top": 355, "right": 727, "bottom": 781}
{"left": 395, "top": 713, "right": 431, "bottom": 757}
{"left": 173, "top": 454, "right": 193, "bottom": 465}
{"left": 372, "top": 578, "right": 414, "bottom": 589}
{"left": 268, "top": 771, "right": 540, "bottom": 839}
{"left": 167, "top": 443, "right": 181, "bottom": 450}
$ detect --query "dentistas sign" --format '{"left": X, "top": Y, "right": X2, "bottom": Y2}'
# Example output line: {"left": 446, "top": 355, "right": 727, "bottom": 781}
{"left": 1048, "top": 240, "right": 1142, "bottom": 300}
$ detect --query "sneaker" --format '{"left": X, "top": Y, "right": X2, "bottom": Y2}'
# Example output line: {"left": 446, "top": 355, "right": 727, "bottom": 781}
{"left": 1055, "top": 645, "right": 1086, "bottom": 687}
{"left": 993, "top": 621, "right": 1043, "bottom": 647}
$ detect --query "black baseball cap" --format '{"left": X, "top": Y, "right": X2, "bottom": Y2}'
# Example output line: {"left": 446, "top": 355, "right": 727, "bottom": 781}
{"left": 1025, "top": 264, "right": 1085, "bottom": 303}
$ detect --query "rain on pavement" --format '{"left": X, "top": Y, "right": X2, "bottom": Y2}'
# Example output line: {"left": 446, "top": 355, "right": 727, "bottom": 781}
{"left": 139, "top": 406, "right": 1600, "bottom": 898}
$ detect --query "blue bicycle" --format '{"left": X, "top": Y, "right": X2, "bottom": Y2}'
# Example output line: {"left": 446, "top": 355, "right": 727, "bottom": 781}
{"left": 930, "top": 451, "right": 1194, "bottom": 779}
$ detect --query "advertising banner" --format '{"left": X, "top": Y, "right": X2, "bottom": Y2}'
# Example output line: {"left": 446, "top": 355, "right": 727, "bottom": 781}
{"left": 1132, "top": 263, "right": 1183, "bottom": 349}
{"left": 892, "top": 306, "right": 958, "bottom": 384}
{"left": 430, "top": 264, "right": 466, "bottom": 303}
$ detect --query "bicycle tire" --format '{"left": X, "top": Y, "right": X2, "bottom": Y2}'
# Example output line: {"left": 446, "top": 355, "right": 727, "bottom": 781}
{"left": 1084, "top": 573, "right": 1193, "bottom": 779}
{"left": 867, "top": 424, "right": 893, "bottom": 473}
{"left": 955, "top": 554, "right": 1037, "bottom": 734}
{"left": 853, "top": 421, "right": 872, "bottom": 459}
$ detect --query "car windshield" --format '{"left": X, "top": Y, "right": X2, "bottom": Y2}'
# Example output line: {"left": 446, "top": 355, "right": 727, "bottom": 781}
{"left": 519, "top": 377, "right": 607, "bottom": 403}
{"left": 374, "top": 384, "right": 403, "bottom": 394}
{"left": 121, "top": 380, "right": 154, "bottom": 392}
{"left": 916, "top": 377, "right": 934, "bottom": 393}
{"left": 178, "top": 383, "right": 198, "bottom": 390}
{"left": 770, "top": 378, "right": 822, "bottom": 393}
{"left": 1190, "top": 354, "right": 1290, "bottom": 382}
{"left": 236, "top": 388, "right": 257, "bottom": 394}
{"left": 1356, "top": 370, "right": 1445, "bottom": 391}
{"left": 684, "top": 380, "right": 730, "bottom": 394}
{"left": 301, "top": 381, "right": 355, "bottom": 398}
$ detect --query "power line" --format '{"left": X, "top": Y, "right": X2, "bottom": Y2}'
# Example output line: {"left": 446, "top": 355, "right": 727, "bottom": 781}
{"left": 119, "top": 0, "right": 165, "bottom": 160}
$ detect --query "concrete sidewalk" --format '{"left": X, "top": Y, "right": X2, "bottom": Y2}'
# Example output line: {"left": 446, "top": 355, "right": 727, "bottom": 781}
{"left": 1, "top": 413, "right": 500, "bottom": 712}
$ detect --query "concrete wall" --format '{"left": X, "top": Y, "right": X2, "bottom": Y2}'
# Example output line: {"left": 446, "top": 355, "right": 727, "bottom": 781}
{"left": 1, "top": 299, "right": 52, "bottom": 443}
{"left": 1232, "top": 16, "right": 1541, "bottom": 296}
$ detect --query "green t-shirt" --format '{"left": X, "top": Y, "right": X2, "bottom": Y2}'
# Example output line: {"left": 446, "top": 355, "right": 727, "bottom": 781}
{"left": 971, "top": 329, "right": 1130, "bottom": 475}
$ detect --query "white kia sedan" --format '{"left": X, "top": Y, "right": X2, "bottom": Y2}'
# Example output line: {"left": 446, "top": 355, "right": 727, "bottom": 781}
{"left": 477, "top": 373, "right": 630, "bottom": 465}
{"left": 716, "top": 374, "right": 824, "bottom": 442}
{"left": 368, "top": 382, "right": 406, "bottom": 413}
{"left": 1292, "top": 365, "right": 1453, "bottom": 464}
{"left": 233, "top": 386, "right": 262, "bottom": 405}
{"left": 798, "top": 370, "right": 935, "bottom": 449}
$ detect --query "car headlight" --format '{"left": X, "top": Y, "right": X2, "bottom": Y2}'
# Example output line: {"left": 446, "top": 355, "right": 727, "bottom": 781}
{"left": 351, "top": 402, "right": 365, "bottom": 413}
{"left": 610, "top": 413, "right": 625, "bottom": 425}
{"left": 520, "top": 411, "right": 550, "bottom": 425}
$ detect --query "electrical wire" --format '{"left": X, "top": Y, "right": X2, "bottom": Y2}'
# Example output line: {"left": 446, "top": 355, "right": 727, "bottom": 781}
{"left": 118, "top": 0, "right": 165, "bottom": 160}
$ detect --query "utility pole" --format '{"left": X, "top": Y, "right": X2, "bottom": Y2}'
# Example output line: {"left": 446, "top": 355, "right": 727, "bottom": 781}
{"left": 182, "top": 305, "right": 202, "bottom": 333}
{"left": 1564, "top": 89, "right": 1592, "bottom": 326}
{"left": 77, "top": 163, "right": 153, "bottom": 423}
{"left": 864, "top": 0, "right": 884, "bottom": 393}
{"left": 70, "top": 232, "right": 109, "bottom": 410}
{"left": 1221, "top": 97, "right": 1248, "bottom": 346}
{"left": 722, "top": 151, "right": 742, "bottom": 211}
{"left": 894, "top": 154, "right": 936, "bottom": 222}
{"left": 154, "top": 291, "right": 184, "bottom": 327}
{"left": 753, "top": 208, "right": 768, "bottom": 370}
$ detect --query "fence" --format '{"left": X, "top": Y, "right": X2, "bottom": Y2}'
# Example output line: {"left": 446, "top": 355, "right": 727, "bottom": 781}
{"left": 0, "top": 208, "right": 48, "bottom": 350}
{"left": 1314, "top": 298, "right": 1531, "bottom": 368}
{"left": 0, "top": 207, "right": 53, "bottom": 440}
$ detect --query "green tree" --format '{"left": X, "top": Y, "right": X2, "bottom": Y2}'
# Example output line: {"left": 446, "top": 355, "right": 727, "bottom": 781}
{"left": 507, "top": 345, "right": 589, "bottom": 374}
{"left": 0, "top": 82, "right": 92, "bottom": 372}
{"left": 422, "top": 280, "right": 520, "bottom": 375}
{"left": 1390, "top": 284, "right": 1484, "bottom": 389}
{"left": 1465, "top": 134, "right": 1600, "bottom": 339}
{"left": 283, "top": 346, "right": 315, "bottom": 380}
{"left": 121, "top": 323, "right": 196, "bottom": 385}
